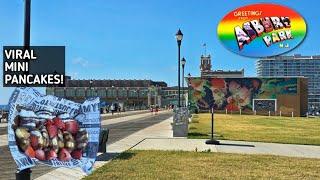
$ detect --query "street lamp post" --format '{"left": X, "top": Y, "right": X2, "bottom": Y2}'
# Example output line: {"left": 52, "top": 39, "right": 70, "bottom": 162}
{"left": 16, "top": 1, "right": 32, "bottom": 179}
{"left": 181, "top": 57, "right": 186, "bottom": 107}
{"left": 89, "top": 80, "right": 93, "bottom": 97}
{"left": 24, "top": 0, "right": 31, "bottom": 48}
{"left": 187, "top": 73, "right": 191, "bottom": 108}
{"left": 175, "top": 29, "right": 183, "bottom": 108}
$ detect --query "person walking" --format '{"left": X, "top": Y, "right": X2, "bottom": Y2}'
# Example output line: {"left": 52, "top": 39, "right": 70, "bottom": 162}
{"left": 110, "top": 104, "right": 115, "bottom": 115}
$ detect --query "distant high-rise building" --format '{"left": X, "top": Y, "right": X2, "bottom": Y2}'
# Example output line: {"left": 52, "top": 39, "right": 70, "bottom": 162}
{"left": 256, "top": 54, "right": 320, "bottom": 111}
{"left": 200, "top": 54, "right": 244, "bottom": 78}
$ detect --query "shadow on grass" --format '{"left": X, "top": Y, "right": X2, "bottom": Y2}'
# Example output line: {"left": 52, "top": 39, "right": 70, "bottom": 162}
{"left": 188, "top": 132, "right": 224, "bottom": 139}
{"left": 115, "top": 152, "right": 136, "bottom": 160}
{"left": 96, "top": 152, "right": 136, "bottom": 161}
{"left": 188, "top": 132, "right": 208, "bottom": 137}
{"left": 96, "top": 152, "right": 120, "bottom": 161}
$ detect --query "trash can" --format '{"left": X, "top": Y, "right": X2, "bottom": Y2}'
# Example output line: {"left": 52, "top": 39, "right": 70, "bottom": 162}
{"left": 172, "top": 107, "right": 189, "bottom": 137}
{"left": 98, "top": 128, "right": 109, "bottom": 153}
{"left": 16, "top": 168, "right": 32, "bottom": 180}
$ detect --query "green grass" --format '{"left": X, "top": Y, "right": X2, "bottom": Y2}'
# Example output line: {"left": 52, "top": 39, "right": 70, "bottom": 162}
{"left": 189, "top": 114, "right": 320, "bottom": 145}
{"left": 84, "top": 150, "right": 320, "bottom": 180}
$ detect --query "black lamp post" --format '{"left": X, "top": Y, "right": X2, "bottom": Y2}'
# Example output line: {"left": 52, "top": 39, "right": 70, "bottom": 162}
{"left": 187, "top": 73, "right": 191, "bottom": 108}
{"left": 16, "top": 1, "right": 32, "bottom": 179}
{"left": 205, "top": 107, "right": 220, "bottom": 145}
{"left": 24, "top": 0, "right": 31, "bottom": 48}
{"left": 175, "top": 29, "right": 183, "bottom": 108}
{"left": 181, "top": 57, "right": 186, "bottom": 107}
{"left": 89, "top": 80, "right": 93, "bottom": 97}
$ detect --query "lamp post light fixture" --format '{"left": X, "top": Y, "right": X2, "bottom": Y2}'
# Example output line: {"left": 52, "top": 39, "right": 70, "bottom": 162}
{"left": 89, "top": 80, "right": 94, "bottom": 97}
{"left": 181, "top": 57, "right": 186, "bottom": 107}
{"left": 187, "top": 73, "right": 191, "bottom": 108}
{"left": 175, "top": 29, "right": 183, "bottom": 108}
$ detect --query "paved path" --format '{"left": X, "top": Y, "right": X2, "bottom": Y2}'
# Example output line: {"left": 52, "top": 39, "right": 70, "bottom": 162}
{"left": 0, "top": 111, "right": 172, "bottom": 180}
{"left": 100, "top": 109, "right": 149, "bottom": 119}
{"left": 133, "top": 139, "right": 320, "bottom": 159}
{"left": 0, "top": 123, "right": 7, "bottom": 128}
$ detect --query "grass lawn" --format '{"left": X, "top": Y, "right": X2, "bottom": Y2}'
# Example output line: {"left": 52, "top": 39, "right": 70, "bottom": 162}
{"left": 84, "top": 150, "right": 320, "bottom": 180}
{"left": 188, "top": 114, "right": 320, "bottom": 145}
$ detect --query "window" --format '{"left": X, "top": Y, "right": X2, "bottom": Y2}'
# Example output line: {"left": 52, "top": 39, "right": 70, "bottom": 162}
{"left": 46, "top": 88, "right": 54, "bottom": 95}
{"left": 76, "top": 88, "right": 85, "bottom": 97}
{"left": 107, "top": 88, "right": 117, "bottom": 97}
{"left": 139, "top": 89, "right": 148, "bottom": 97}
{"left": 128, "top": 89, "right": 138, "bottom": 97}
{"left": 66, "top": 88, "right": 75, "bottom": 97}
{"left": 118, "top": 88, "right": 127, "bottom": 97}
{"left": 87, "top": 89, "right": 96, "bottom": 97}
{"left": 55, "top": 89, "right": 65, "bottom": 97}
{"left": 97, "top": 89, "right": 106, "bottom": 97}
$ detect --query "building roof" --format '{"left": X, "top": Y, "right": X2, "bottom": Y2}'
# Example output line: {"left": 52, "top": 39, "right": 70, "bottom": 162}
{"left": 259, "top": 54, "right": 320, "bottom": 60}
{"left": 207, "top": 69, "right": 244, "bottom": 74}
{"left": 188, "top": 76, "right": 307, "bottom": 79}
{"left": 162, "top": 86, "right": 188, "bottom": 90}
{"left": 65, "top": 79, "right": 167, "bottom": 87}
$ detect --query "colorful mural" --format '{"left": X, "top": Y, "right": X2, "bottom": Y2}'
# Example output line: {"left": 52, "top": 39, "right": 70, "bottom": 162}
{"left": 188, "top": 78, "right": 298, "bottom": 111}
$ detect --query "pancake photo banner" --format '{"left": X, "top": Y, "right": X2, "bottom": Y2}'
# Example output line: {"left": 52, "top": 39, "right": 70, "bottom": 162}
{"left": 217, "top": 3, "right": 307, "bottom": 57}
{"left": 7, "top": 87, "right": 101, "bottom": 174}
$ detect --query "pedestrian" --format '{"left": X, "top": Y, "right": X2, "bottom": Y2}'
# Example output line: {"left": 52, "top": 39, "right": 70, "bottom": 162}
{"left": 110, "top": 104, "right": 115, "bottom": 115}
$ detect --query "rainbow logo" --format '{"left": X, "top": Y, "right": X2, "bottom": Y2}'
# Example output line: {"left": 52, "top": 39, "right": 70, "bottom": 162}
{"left": 217, "top": 3, "right": 307, "bottom": 57}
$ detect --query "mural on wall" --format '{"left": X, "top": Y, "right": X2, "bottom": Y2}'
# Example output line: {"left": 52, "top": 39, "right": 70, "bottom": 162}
{"left": 188, "top": 78, "right": 297, "bottom": 111}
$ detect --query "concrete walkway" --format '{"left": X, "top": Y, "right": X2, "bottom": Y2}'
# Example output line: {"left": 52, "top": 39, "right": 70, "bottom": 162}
{"left": 0, "top": 134, "right": 7, "bottom": 146}
{"left": 101, "top": 110, "right": 166, "bottom": 126}
{"left": 100, "top": 109, "right": 149, "bottom": 118}
{"left": 0, "top": 122, "right": 7, "bottom": 128}
{"left": 133, "top": 139, "right": 320, "bottom": 159}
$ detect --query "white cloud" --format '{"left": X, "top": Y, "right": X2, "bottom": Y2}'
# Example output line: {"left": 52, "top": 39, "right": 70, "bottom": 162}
{"left": 67, "top": 72, "right": 79, "bottom": 79}
{"left": 72, "top": 57, "right": 89, "bottom": 67}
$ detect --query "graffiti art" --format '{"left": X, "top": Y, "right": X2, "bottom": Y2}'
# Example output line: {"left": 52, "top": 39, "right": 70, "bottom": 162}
{"left": 188, "top": 77, "right": 297, "bottom": 111}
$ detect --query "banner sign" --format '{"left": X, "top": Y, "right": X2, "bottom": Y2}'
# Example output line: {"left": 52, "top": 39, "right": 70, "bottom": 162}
{"left": 3, "top": 46, "right": 65, "bottom": 87}
{"left": 217, "top": 3, "right": 307, "bottom": 57}
{"left": 7, "top": 87, "right": 100, "bottom": 174}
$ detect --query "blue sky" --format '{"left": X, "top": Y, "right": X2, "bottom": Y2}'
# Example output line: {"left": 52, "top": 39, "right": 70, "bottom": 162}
{"left": 1, "top": 0, "right": 319, "bottom": 104}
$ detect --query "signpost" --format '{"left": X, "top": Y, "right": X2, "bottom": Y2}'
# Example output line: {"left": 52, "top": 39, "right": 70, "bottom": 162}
{"left": 205, "top": 107, "right": 220, "bottom": 145}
